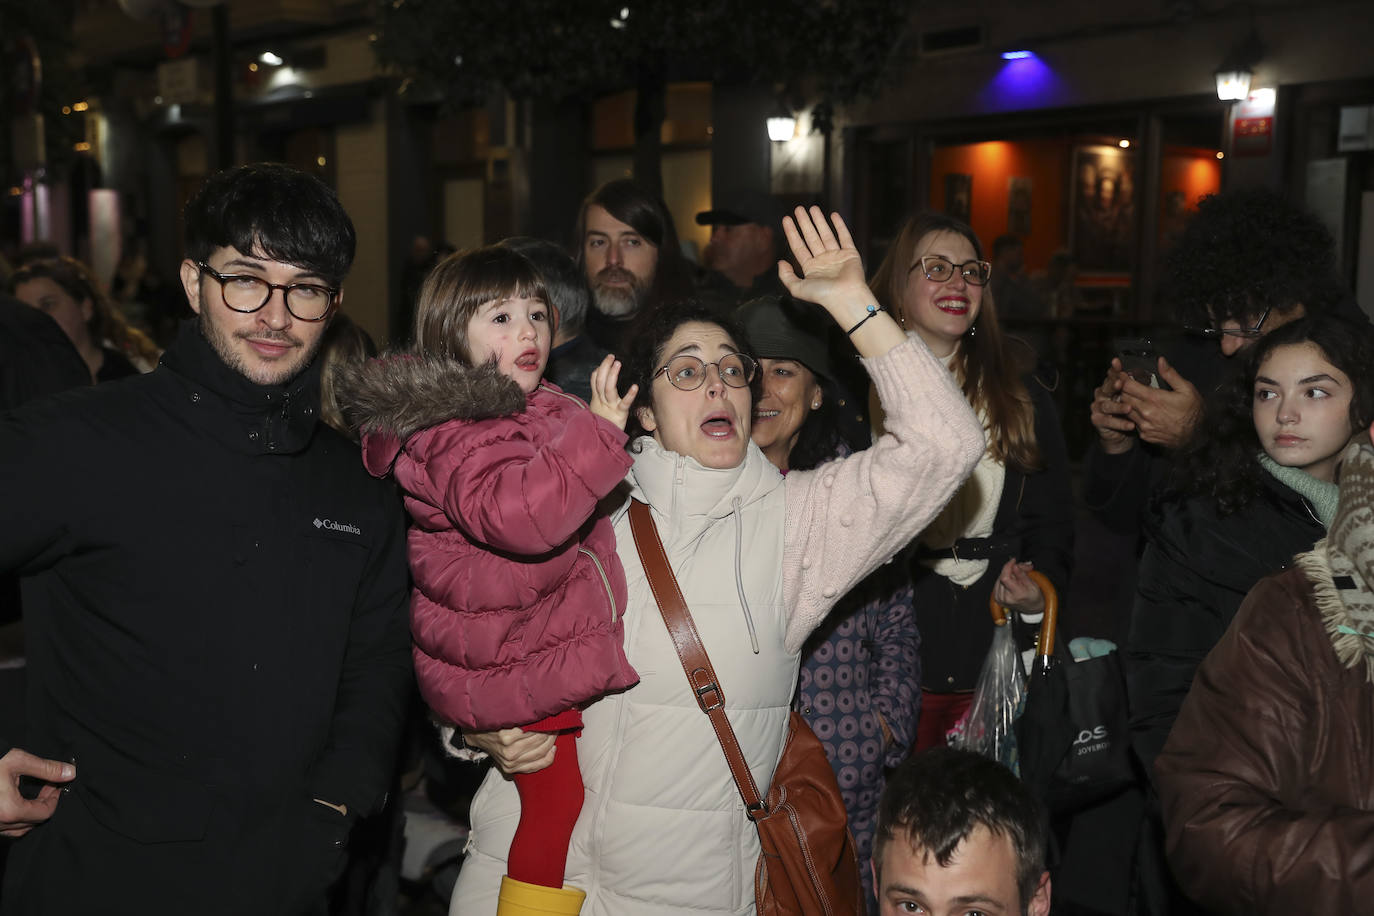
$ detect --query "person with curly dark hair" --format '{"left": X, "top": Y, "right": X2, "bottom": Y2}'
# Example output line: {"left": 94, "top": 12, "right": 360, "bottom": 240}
{"left": 1127, "top": 314, "right": 1374, "bottom": 783}
{"left": 1085, "top": 188, "right": 1363, "bottom": 538}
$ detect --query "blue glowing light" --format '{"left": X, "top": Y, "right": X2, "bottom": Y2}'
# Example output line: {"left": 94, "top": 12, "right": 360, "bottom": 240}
{"left": 1001, "top": 50, "right": 1034, "bottom": 60}
{"left": 982, "top": 53, "right": 1070, "bottom": 111}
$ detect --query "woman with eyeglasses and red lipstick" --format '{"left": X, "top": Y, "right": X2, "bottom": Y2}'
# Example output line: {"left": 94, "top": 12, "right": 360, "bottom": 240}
{"left": 867, "top": 211, "right": 1075, "bottom": 752}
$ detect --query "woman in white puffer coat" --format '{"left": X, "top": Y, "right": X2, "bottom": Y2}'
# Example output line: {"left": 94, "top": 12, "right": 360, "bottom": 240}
{"left": 453, "top": 208, "right": 985, "bottom": 915}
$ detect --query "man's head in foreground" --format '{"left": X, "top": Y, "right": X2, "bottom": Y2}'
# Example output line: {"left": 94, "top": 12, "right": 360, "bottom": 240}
{"left": 179, "top": 162, "right": 356, "bottom": 386}
{"left": 873, "top": 747, "right": 1050, "bottom": 916}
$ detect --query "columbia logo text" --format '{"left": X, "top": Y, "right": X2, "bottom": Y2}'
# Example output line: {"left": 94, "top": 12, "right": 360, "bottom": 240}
{"left": 313, "top": 518, "right": 362, "bottom": 535}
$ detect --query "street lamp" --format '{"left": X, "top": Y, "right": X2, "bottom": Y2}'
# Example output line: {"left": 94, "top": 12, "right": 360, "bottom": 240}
{"left": 767, "top": 113, "right": 796, "bottom": 143}
{"left": 1214, "top": 67, "right": 1252, "bottom": 102}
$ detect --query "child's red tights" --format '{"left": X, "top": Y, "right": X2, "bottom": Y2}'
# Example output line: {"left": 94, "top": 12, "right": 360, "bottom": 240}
{"left": 507, "top": 731, "right": 584, "bottom": 888}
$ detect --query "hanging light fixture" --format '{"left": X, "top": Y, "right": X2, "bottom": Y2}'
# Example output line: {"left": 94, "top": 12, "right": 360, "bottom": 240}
{"left": 767, "top": 111, "right": 796, "bottom": 142}
{"left": 1214, "top": 67, "right": 1252, "bottom": 102}
{"left": 1215, "top": 29, "right": 1263, "bottom": 101}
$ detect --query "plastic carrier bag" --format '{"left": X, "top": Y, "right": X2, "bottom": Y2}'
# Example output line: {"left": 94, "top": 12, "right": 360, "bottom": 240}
{"left": 948, "top": 619, "right": 1026, "bottom": 774}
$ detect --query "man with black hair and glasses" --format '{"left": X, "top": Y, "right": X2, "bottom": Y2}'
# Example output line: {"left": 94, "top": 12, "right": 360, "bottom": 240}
{"left": 873, "top": 747, "right": 1050, "bottom": 916}
{"left": 0, "top": 163, "right": 411, "bottom": 915}
{"left": 1085, "top": 187, "right": 1365, "bottom": 537}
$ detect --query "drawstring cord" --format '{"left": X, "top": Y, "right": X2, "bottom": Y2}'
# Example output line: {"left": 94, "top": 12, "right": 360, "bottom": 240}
{"left": 733, "top": 496, "right": 759, "bottom": 654}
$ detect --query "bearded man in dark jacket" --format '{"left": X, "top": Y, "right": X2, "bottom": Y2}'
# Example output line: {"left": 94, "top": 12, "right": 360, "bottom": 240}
{"left": 0, "top": 163, "right": 412, "bottom": 915}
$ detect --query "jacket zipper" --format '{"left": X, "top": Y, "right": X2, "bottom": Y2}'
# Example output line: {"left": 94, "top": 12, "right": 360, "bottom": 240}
{"left": 579, "top": 547, "right": 618, "bottom": 623}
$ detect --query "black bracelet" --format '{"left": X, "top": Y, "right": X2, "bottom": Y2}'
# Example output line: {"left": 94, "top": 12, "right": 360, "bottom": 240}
{"left": 846, "top": 304, "right": 885, "bottom": 336}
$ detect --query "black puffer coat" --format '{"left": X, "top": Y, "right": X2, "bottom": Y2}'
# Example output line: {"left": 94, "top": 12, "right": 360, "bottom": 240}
{"left": 1126, "top": 471, "right": 1325, "bottom": 781}
{"left": 0, "top": 321, "right": 412, "bottom": 915}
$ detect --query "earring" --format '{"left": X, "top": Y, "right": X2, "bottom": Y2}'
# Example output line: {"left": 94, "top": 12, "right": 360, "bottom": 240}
{"left": 811, "top": 400, "right": 821, "bottom": 409}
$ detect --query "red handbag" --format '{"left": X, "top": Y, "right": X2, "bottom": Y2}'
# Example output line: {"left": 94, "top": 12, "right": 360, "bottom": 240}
{"left": 629, "top": 501, "right": 863, "bottom": 916}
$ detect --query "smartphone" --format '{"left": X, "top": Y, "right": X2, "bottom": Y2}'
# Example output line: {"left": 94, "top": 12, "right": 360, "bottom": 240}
{"left": 1114, "top": 337, "right": 1170, "bottom": 390}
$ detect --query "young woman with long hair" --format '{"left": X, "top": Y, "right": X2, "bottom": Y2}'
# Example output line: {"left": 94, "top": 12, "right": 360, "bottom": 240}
{"left": 868, "top": 211, "right": 1074, "bottom": 750}
{"left": 1128, "top": 314, "right": 1374, "bottom": 778}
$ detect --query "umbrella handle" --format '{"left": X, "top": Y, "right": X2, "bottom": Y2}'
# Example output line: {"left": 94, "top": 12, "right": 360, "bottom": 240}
{"left": 987, "top": 570, "right": 1060, "bottom": 661}
{"left": 1027, "top": 569, "right": 1059, "bottom": 663}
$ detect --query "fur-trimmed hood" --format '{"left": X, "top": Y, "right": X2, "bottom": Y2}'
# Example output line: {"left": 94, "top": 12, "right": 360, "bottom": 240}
{"left": 334, "top": 353, "right": 527, "bottom": 443}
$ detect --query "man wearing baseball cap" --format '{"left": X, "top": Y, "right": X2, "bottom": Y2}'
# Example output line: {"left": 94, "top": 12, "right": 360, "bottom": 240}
{"left": 696, "top": 189, "right": 788, "bottom": 301}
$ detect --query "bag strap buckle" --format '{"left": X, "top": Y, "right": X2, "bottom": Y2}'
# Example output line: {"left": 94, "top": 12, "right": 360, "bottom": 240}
{"left": 694, "top": 677, "right": 725, "bottom": 712}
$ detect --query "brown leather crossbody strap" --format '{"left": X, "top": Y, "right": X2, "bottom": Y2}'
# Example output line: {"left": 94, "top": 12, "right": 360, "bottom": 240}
{"left": 627, "top": 499, "right": 769, "bottom": 820}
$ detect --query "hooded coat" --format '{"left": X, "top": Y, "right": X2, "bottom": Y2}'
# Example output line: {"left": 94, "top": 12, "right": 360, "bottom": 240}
{"left": 343, "top": 356, "right": 639, "bottom": 731}
{"left": 451, "top": 335, "right": 986, "bottom": 915}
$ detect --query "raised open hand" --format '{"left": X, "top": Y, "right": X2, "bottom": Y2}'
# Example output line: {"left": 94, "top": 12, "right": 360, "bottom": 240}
{"left": 588, "top": 355, "right": 638, "bottom": 430}
{"left": 777, "top": 206, "right": 869, "bottom": 312}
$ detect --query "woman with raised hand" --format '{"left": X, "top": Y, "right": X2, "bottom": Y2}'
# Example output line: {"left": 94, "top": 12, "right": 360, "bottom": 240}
{"left": 738, "top": 292, "right": 920, "bottom": 915}
{"left": 450, "top": 207, "right": 983, "bottom": 915}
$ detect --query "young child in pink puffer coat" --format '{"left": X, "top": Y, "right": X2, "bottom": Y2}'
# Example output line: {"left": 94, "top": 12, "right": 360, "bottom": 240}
{"left": 341, "top": 245, "right": 640, "bottom": 914}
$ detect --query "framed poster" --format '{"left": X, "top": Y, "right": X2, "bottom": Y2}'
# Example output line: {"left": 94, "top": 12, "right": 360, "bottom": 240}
{"left": 1070, "top": 145, "right": 1136, "bottom": 273}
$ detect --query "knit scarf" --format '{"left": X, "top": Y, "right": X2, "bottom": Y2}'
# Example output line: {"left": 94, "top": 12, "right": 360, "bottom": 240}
{"left": 916, "top": 347, "right": 1005, "bottom": 587}
{"left": 1258, "top": 453, "right": 1340, "bottom": 528}
{"left": 1297, "top": 438, "right": 1374, "bottom": 684}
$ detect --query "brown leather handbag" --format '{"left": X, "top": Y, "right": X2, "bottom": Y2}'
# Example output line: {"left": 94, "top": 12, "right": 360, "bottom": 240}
{"left": 629, "top": 501, "right": 863, "bottom": 916}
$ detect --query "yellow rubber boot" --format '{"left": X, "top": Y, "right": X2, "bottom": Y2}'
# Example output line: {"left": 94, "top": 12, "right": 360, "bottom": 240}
{"left": 495, "top": 875, "right": 587, "bottom": 915}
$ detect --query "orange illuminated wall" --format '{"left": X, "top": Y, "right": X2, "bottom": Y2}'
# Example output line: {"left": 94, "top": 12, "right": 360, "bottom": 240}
{"left": 930, "top": 138, "right": 1072, "bottom": 272}
{"left": 1158, "top": 146, "right": 1223, "bottom": 247}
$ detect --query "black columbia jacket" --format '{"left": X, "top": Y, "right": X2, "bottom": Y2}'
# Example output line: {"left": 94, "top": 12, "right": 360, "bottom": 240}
{"left": 0, "top": 321, "right": 412, "bottom": 915}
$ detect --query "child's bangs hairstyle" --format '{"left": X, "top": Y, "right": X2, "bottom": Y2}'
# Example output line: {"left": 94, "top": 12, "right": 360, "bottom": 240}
{"left": 413, "top": 246, "right": 551, "bottom": 363}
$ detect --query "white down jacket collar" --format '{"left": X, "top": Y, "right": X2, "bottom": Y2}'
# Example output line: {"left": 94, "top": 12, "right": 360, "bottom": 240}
{"left": 624, "top": 435, "right": 782, "bottom": 527}
{"left": 622, "top": 436, "right": 784, "bottom": 655}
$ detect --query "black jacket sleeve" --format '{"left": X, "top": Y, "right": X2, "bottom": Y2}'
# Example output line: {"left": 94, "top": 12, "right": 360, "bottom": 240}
{"left": 1082, "top": 438, "right": 1157, "bottom": 535}
{"left": 305, "top": 485, "right": 413, "bottom": 817}
{"left": 1124, "top": 506, "right": 1224, "bottom": 782}
{"left": 1017, "top": 376, "right": 1075, "bottom": 599}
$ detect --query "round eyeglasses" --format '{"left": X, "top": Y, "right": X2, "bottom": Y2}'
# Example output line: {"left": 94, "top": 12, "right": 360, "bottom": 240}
{"left": 1185, "top": 303, "right": 1272, "bottom": 340}
{"left": 910, "top": 256, "right": 992, "bottom": 287}
{"left": 653, "top": 353, "right": 757, "bottom": 391}
{"left": 197, "top": 262, "right": 338, "bottom": 322}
